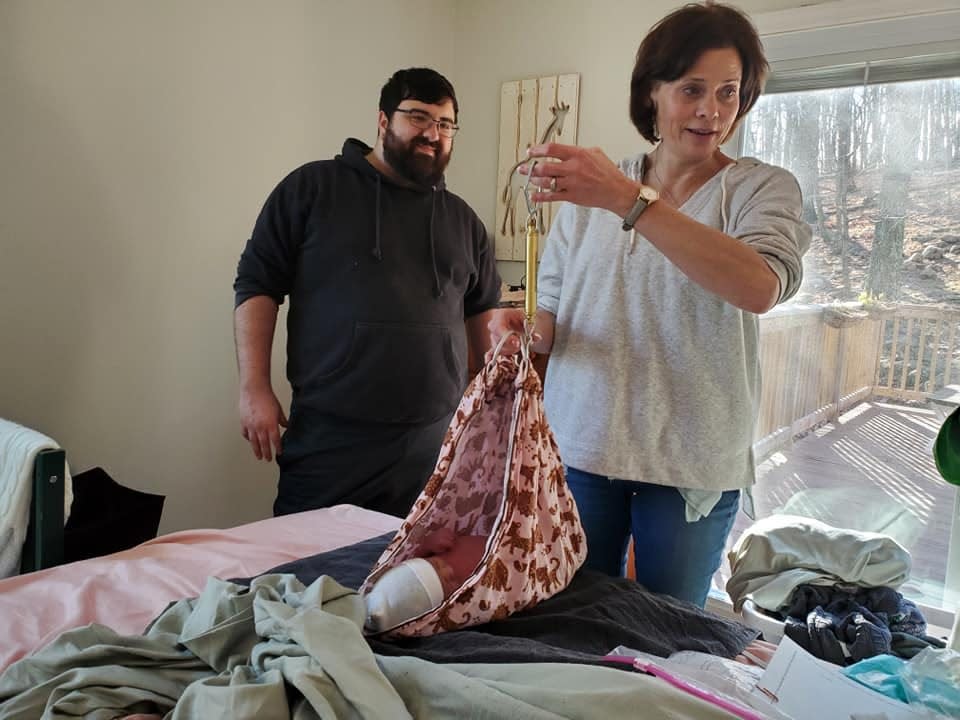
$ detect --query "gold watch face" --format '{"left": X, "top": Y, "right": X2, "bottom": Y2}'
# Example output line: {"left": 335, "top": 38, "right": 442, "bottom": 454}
{"left": 639, "top": 185, "right": 659, "bottom": 203}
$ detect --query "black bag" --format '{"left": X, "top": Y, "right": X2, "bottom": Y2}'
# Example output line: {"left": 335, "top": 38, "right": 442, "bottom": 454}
{"left": 63, "top": 467, "right": 165, "bottom": 562}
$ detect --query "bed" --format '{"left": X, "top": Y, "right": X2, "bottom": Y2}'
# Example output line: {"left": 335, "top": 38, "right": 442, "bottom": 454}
{"left": 19, "top": 448, "right": 66, "bottom": 575}
{"left": 0, "top": 504, "right": 764, "bottom": 719}
{"left": 0, "top": 504, "right": 400, "bottom": 673}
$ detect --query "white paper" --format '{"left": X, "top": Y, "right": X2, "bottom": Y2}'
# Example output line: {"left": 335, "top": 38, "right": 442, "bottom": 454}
{"left": 752, "top": 637, "right": 943, "bottom": 720}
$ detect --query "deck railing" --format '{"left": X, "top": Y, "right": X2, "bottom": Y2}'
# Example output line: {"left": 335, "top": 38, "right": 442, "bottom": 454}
{"left": 755, "top": 302, "right": 960, "bottom": 459}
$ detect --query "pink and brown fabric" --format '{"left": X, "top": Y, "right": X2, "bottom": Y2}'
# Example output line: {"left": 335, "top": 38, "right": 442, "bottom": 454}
{"left": 361, "top": 339, "right": 586, "bottom": 638}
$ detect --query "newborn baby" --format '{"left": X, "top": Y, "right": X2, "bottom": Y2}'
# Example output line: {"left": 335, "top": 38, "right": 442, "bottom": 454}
{"left": 365, "top": 528, "right": 487, "bottom": 632}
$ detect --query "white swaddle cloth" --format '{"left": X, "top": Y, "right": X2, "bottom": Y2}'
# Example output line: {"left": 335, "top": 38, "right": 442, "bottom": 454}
{"left": 364, "top": 557, "right": 445, "bottom": 632}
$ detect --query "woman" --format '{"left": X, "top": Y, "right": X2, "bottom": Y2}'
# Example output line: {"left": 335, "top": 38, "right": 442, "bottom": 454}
{"left": 490, "top": 2, "right": 811, "bottom": 607}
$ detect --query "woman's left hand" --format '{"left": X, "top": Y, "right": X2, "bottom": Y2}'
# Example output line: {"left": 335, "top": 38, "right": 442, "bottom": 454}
{"left": 522, "top": 142, "right": 637, "bottom": 216}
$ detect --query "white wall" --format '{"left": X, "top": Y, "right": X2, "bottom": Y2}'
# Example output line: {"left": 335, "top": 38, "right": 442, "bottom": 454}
{"left": 0, "top": 0, "right": 814, "bottom": 533}
{"left": 0, "top": 0, "right": 455, "bottom": 533}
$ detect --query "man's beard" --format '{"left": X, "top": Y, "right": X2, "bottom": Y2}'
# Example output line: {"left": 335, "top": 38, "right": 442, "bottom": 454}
{"left": 383, "top": 124, "right": 451, "bottom": 186}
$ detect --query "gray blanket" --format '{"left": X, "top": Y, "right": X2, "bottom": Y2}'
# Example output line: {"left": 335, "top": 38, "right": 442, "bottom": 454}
{"left": 0, "top": 573, "right": 744, "bottom": 719}
{"left": 245, "top": 532, "right": 758, "bottom": 664}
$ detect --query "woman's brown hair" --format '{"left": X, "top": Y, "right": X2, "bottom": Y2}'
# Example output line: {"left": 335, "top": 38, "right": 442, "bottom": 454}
{"left": 629, "top": 3, "right": 768, "bottom": 144}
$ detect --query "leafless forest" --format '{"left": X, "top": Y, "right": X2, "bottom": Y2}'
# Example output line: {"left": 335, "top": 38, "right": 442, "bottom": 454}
{"left": 743, "top": 78, "right": 960, "bottom": 306}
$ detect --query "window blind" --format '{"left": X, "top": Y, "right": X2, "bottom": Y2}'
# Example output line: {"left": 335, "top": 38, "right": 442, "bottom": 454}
{"left": 766, "top": 51, "right": 960, "bottom": 94}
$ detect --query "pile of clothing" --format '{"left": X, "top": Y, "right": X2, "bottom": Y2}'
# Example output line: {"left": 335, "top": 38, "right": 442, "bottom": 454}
{"left": 782, "top": 583, "right": 943, "bottom": 664}
{"left": 727, "top": 515, "right": 946, "bottom": 665}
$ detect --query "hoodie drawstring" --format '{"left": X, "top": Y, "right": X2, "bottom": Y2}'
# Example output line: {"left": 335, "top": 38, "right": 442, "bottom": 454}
{"left": 429, "top": 189, "right": 443, "bottom": 298}
{"left": 371, "top": 175, "right": 383, "bottom": 261}
{"left": 371, "top": 175, "right": 442, "bottom": 299}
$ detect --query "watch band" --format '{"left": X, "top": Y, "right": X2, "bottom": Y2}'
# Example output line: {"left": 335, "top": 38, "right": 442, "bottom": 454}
{"left": 621, "top": 185, "right": 658, "bottom": 231}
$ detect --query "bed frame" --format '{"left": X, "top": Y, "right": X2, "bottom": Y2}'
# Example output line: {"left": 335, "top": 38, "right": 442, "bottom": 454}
{"left": 19, "top": 448, "right": 65, "bottom": 574}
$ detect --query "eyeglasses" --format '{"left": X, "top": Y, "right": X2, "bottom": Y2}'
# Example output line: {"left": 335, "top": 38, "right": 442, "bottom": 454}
{"left": 393, "top": 108, "right": 460, "bottom": 138}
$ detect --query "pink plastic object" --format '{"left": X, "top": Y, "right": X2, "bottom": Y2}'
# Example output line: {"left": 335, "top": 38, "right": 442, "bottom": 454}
{"left": 600, "top": 655, "right": 767, "bottom": 720}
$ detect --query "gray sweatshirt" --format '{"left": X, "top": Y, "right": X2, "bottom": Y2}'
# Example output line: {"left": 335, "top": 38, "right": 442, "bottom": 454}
{"left": 538, "top": 155, "right": 811, "bottom": 493}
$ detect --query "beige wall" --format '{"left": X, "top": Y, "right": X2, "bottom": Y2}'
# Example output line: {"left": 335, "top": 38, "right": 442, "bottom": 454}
{"left": 0, "top": 0, "right": 809, "bottom": 533}
{"left": 0, "top": 0, "right": 455, "bottom": 532}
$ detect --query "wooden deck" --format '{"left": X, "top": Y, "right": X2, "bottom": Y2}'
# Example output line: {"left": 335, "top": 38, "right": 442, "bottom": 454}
{"left": 715, "top": 399, "right": 959, "bottom": 611}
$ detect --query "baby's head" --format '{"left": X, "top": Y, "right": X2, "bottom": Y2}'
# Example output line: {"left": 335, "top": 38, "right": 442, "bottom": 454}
{"left": 418, "top": 526, "right": 456, "bottom": 556}
{"left": 364, "top": 530, "right": 488, "bottom": 632}
{"left": 430, "top": 534, "right": 487, "bottom": 593}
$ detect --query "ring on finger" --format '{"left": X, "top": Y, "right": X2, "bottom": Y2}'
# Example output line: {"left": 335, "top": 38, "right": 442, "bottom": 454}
{"left": 549, "top": 177, "right": 558, "bottom": 192}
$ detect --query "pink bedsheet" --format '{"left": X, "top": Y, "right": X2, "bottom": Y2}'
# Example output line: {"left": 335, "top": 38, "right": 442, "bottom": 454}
{"left": 0, "top": 504, "right": 400, "bottom": 673}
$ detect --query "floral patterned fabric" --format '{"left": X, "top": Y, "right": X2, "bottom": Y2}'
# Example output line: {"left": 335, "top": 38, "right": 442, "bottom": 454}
{"left": 361, "top": 345, "right": 586, "bottom": 638}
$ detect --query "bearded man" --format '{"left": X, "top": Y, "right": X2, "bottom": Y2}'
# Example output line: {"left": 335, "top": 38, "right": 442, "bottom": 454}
{"left": 234, "top": 67, "right": 500, "bottom": 517}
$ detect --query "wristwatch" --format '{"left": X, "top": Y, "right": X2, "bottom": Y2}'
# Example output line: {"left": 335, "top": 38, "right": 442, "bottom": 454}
{"left": 621, "top": 184, "right": 659, "bottom": 231}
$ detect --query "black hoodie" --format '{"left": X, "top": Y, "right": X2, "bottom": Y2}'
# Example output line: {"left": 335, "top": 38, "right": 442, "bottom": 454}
{"left": 234, "top": 139, "right": 501, "bottom": 427}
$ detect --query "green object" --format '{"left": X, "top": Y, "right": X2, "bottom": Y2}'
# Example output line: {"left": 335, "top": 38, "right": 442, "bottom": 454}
{"left": 934, "top": 407, "right": 960, "bottom": 486}
{"left": 20, "top": 448, "right": 65, "bottom": 573}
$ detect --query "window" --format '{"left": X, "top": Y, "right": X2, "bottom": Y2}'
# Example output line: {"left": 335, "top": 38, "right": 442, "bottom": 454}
{"left": 747, "top": 72, "right": 959, "bottom": 307}
{"left": 713, "top": 5, "right": 960, "bottom": 633}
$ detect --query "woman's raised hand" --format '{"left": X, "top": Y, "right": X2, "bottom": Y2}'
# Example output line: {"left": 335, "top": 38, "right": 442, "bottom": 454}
{"left": 522, "top": 143, "right": 638, "bottom": 217}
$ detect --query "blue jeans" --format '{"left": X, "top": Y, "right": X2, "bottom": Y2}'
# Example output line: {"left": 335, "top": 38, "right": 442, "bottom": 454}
{"left": 565, "top": 466, "right": 740, "bottom": 608}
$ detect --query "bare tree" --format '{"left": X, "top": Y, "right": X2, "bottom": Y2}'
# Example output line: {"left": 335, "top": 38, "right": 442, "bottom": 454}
{"left": 865, "top": 85, "right": 912, "bottom": 300}
{"left": 835, "top": 87, "right": 855, "bottom": 299}
{"left": 790, "top": 94, "right": 820, "bottom": 225}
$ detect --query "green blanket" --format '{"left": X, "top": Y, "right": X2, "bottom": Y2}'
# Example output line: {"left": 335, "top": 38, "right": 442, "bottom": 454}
{"left": 0, "top": 574, "right": 736, "bottom": 719}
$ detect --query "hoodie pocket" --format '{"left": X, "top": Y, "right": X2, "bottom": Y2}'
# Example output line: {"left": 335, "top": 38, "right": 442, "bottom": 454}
{"left": 314, "top": 321, "right": 464, "bottom": 424}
